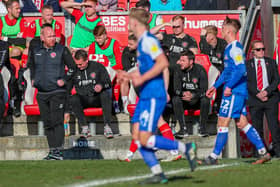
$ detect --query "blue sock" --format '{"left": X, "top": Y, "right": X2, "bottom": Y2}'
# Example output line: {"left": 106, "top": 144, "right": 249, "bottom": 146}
{"left": 213, "top": 127, "right": 228, "bottom": 155}
{"left": 242, "top": 124, "right": 265, "bottom": 150}
{"left": 146, "top": 135, "right": 179, "bottom": 150}
{"left": 139, "top": 146, "right": 158, "bottom": 168}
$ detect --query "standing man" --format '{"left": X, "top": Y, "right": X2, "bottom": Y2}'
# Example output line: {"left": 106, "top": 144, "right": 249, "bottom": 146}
{"left": 60, "top": 0, "right": 103, "bottom": 49}
{"left": 201, "top": 17, "right": 271, "bottom": 165}
{"left": 25, "top": 5, "right": 62, "bottom": 43}
{"left": 172, "top": 50, "right": 210, "bottom": 138}
{"left": 119, "top": 8, "right": 196, "bottom": 184}
{"left": 66, "top": 49, "right": 113, "bottom": 139}
{"left": 246, "top": 40, "right": 280, "bottom": 158}
{"left": 28, "top": 23, "right": 76, "bottom": 160}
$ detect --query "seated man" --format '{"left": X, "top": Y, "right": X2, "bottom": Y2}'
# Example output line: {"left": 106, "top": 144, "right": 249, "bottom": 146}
{"left": 172, "top": 50, "right": 210, "bottom": 138}
{"left": 66, "top": 49, "right": 114, "bottom": 138}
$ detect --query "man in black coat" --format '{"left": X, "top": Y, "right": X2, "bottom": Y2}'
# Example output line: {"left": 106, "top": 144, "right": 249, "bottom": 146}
{"left": 246, "top": 40, "right": 280, "bottom": 157}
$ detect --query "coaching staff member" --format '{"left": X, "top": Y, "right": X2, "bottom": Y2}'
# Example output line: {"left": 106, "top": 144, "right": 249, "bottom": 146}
{"left": 28, "top": 23, "right": 76, "bottom": 160}
{"left": 246, "top": 40, "right": 280, "bottom": 157}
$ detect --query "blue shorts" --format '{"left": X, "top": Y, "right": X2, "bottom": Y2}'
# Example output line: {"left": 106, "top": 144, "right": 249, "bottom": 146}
{"left": 219, "top": 94, "right": 247, "bottom": 118}
{"left": 132, "top": 98, "right": 166, "bottom": 133}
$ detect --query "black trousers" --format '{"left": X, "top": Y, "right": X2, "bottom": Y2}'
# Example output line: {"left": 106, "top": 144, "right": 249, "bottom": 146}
{"left": 37, "top": 92, "right": 66, "bottom": 149}
{"left": 70, "top": 89, "right": 112, "bottom": 127}
{"left": 172, "top": 95, "right": 210, "bottom": 132}
{"left": 249, "top": 99, "right": 280, "bottom": 157}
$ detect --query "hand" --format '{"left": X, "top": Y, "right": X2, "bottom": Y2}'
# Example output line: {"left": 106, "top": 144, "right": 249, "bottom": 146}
{"left": 259, "top": 90, "right": 268, "bottom": 98}
{"left": 206, "top": 86, "right": 216, "bottom": 98}
{"left": 130, "top": 70, "right": 144, "bottom": 87}
{"left": 166, "top": 93, "right": 170, "bottom": 102}
{"left": 182, "top": 91, "right": 192, "bottom": 101}
{"left": 57, "top": 79, "right": 65, "bottom": 87}
{"left": 94, "top": 84, "right": 102, "bottom": 93}
{"left": 223, "top": 87, "right": 232, "bottom": 96}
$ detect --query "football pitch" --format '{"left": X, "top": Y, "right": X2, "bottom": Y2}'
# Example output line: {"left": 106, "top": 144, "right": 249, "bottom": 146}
{"left": 0, "top": 158, "right": 279, "bottom": 187}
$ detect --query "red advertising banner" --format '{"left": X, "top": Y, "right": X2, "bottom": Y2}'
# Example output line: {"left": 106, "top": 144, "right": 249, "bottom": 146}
{"left": 101, "top": 14, "right": 241, "bottom": 47}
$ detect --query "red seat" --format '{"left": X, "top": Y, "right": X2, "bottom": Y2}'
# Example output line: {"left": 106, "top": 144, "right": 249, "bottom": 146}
{"left": 83, "top": 108, "right": 103, "bottom": 116}
{"left": 118, "top": 0, "right": 128, "bottom": 11}
{"left": 184, "top": 109, "right": 200, "bottom": 116}
{"left": 24, "top": 89, "right": 40, "bottom": 115}
{"left": 1, "top": 66, "right": 11, "bottom": 117}
{"left": 129, "top": 0, "right": 139, "bottom": 9}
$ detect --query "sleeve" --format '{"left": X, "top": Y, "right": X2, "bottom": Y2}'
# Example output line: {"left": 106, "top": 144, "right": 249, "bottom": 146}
{"left": 3, "top": 42, "right": 11, "bottom": 71}
{"left": 213, "top": 70, "right": 226, "bottom": 88}
{"left": 142, "top": 36, "right": 163, "bottom": 60}
{"left": 20, "top": 18, "right": 29, "bottom": 38}
{"left": 97, "top": 63, "right": 111, "bottom": 90}
{"left": 97, "top": 20, "right": 104, "bottom": 26}
{"left": 121, "top": 47, "right": 130, "bottom": 71}
{"left": 27, "top": 47, "right": 35, "bottom": 81}
{"left": 265, "top": 59, "right": 280, "bottom": 96}
{"left": 55, "top": 21, "right": 62, "bottom": 38}
{"left": 71, "top": 9, "right": 84, "bottom": 24}
{"left": 246, "top": 60, "right": 259, "bottom": 96}
{"left": 112, "top": 40, "right": 123, "bottom": 70}
{"left": 225, "top": 47, "right": 246, "bottom": 89}
{"left": 188, "top": 35, "right": 198, "bottom": 49}
{"left": 62, "top": 47, "right": 77, "bottom": 81}
{"left": 25, "top": 21, "right": 36, "bottom": 38}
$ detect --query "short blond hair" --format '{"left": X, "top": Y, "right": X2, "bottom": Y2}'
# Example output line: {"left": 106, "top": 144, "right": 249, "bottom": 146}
{"left": 204, "top": 25, "right": 218, "bottom": 36}
{"left": 129, "top": 8, "right": 150, "bottom": 28}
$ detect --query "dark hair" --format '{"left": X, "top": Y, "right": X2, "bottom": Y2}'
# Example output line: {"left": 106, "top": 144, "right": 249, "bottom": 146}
{"left": 74, "top": 50, "right": 88, "bottom": 61}
{"left": 41, "top": 23, "right": 53, "bottom": 30}
{"left": 93, "top": 25, "right": 106, "bottom": 36}
{"left": 6, "top": 0, "right": 19, "bottom": 8}
{"left": 180, "top": 50, "right": 195, "bottom": 61}
{"left": 41, "top": 4, "right": 54, "bottom": 12}
{"left": 136, "top": 0, "right": 151, "bottom": 10}
{"left": 128, "top": 34, "right": 137, "bottom": 41}
{"left": 223, "top": 16, "right": 241, "bottom": 32}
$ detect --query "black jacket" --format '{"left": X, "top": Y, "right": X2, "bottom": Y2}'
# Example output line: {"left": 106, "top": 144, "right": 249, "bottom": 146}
{"left": 68, "top": 61, "right": 111, "bottom": 97}
{"left": 28, "top": 43, "right": 76, "bottom": 92}
{"left": 246, "top": 57, "right": 280, "bottom": 106}
{"left": 173, "top": 63, "right": 208, "bottom": 101}
{"left": 0, "top": 40, "right": 11, "bottom": 70}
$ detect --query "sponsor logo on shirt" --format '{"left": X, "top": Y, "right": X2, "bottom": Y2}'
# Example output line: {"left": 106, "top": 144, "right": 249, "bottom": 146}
{"left": 50, "top": 52, "right": 56, "bottom": 58}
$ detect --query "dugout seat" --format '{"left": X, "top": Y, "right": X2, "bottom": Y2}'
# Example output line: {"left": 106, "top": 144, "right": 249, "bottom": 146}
{"left": 1, "top": 66, "right": 11, "bottom": 117}
{"left": 118, "top": 0, "right": 128, "bottom": 11}
{"left": 129, "top": 0, "right": 138, "bottom": 9}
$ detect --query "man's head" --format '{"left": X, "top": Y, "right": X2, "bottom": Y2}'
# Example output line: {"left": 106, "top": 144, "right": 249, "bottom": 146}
{"left": 129, "top": 8, "right": 150, "bottom": 35}
{"left": 172, "top": 15, "right": 185, "bottom": 36}
{"left": 221, "top": 16, "right": 241, "bottom": 40}
{"left": 177, "top": 50, "right": 195, "bottom": 70}
{"left": 74, "top": 49, "right": 89, "bottom": 70}
{"left": 84, "top": 0, "right": 97, "bottom": 17}
{"left": 41, "top": 5, "right": 54, "bottom": 24}
{"left": 40, "top": 23, "right": 56, "bottom": 48}
{"left": 93, "top": 25, "right": 107, "bottom": 46}
{"left": 7, "top": 0, "right": 21, "bottom": 19}
{"left": 136, "top": 0, "right": 151, "bottom": 12}
{"left": 204, "top": 25, "right": 218, "bottom": 47}
{"left": 251, "top": 40, "right": 265, "bottom": 59}
{"left": 127, "top": 34, "right": 137, "bottom": 51}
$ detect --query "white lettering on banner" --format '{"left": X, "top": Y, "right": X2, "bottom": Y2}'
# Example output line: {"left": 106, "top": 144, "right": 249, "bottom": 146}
{"left": 184, "top": 19, "right": 224, "bottom": 29}
{"left": 102, "top": 16, "right": 126, "bottom": 26}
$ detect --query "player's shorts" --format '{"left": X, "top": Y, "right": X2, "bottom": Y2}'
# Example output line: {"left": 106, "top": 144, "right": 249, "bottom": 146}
{"left": 219, "top": 94, "right": 247, "bottom": 119}
{"left": 132, "top": 97, "right": 166, "bottom": 133}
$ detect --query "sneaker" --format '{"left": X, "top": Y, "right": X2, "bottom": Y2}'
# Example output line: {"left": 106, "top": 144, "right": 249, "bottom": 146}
{"left": 252, "top": 152, "right": 271, "bottom": 164}
{"left": 161, "top": 153, "right": 182, "bottom": 162}
{"left": 81, "top": 127, "right": 91, "bottom": 138}
{"left": 185, "top": 142, "right": 197, "bottom": 172}
{"left": 118, "top": 152, "right": 134, "bottom": 162}
{"left": 175, "top": 129, "right": 188, "bottom": 139}
{"left": 198, "top": 131, "right": 209, "bottom": 137}
{"left": 104, "top": 125, "right": 114, "bottom": 139}
{"left": 43, "top": 151, "right": 63, "bottom": 160}
{"left": 197, "top": 155, "right": 218, "bottom": 165}
{"left": 139, "top": 173, "right": 168, "bottom": 185}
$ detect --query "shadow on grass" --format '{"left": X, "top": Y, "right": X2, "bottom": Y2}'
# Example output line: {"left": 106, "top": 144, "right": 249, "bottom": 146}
{"left": 168, "top": 175, "right": 194, "bottom": 182}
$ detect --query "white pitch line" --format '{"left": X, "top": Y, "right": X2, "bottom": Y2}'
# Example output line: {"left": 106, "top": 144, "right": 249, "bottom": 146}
{"left": 65, "top": 162, "right": 241, "bottom": 187}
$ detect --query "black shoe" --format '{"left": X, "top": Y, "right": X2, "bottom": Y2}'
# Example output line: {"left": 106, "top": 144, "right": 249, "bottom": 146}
{"left": 43, "top": 151, "right": 63, "bottom": 160}
{"left": 175, "top": 129, "right": 188, "bottom": 139}
{"left": 197, "top": 156, "right": 218, "bottom": 165}
{"left": 139, "top": 173, "right": 168, "bottom": 185}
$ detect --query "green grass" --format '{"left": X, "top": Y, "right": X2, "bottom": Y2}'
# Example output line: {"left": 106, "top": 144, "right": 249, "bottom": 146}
{"left": 0, "top": 158, "right": 279, "bottom": 187}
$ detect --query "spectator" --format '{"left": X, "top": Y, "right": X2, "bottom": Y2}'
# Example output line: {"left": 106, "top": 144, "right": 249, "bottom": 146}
{"left": 0, "top": 0, "right": 7, "bottom": 15}
{"left": 199, "top": 25, "right": 227, "bottom": 113}
{"left": 120, "top": 34, "right": 138, "bottom": 113}
{"left": 184, "top": 0, "right": 217, "bottom": 10}
{"left": 96, "top": 0, "right": 117, "bottom": 12}
{"left": 25, "top": 5, "right": 62, "bottom": 43}
{"left": 60, "top": 0, "right": 103, "bottom": 49}
{"left": 28, "top": 23, "right": 76, "bottom": 160}
{"left": 246, "top": 40, "right": 280, "bottom": 158}
{"left": 135, "top": 0, "right": 163, "bottom": 29}
{"left": 172, "top": 50, "right": 210, "bottom": 138}
{"left": 150, "top": 0, "right": 182, "bottom": 11}
{"left": 21, "top": 0, "right": 61, "bottom": 13}
{"left": 66, "top": 49, "right": 113, "bottom": 138}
